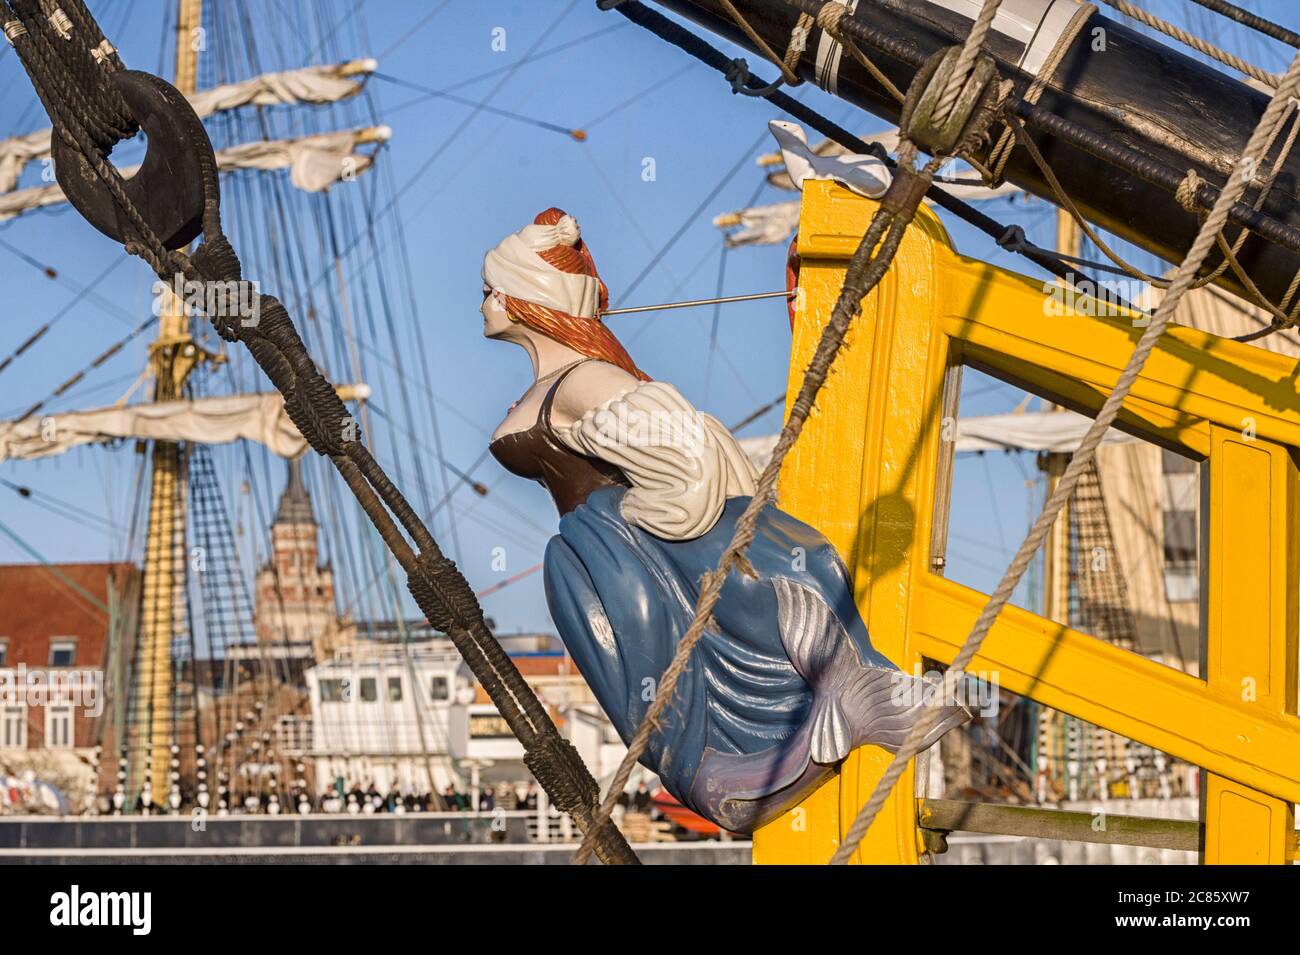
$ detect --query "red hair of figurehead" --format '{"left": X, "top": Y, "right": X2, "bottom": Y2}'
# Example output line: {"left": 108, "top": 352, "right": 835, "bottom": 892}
{"left": 499, "top": 208, "right": 650, "bottom": 381}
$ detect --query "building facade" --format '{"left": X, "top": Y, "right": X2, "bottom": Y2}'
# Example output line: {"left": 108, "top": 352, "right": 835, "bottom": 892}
{"left": 0, "top": 561, "right": 137, "bottom": 810}
{"left": 303, "top": 643, "right": 626, "bottom": 801}
{"left": 241, "top": 459, "right": 351, "bottom": 676}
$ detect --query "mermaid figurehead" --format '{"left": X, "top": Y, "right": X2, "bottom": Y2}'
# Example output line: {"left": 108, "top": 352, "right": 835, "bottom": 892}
{"left": 483, "top": 208, "right": 970, "bottom": 833}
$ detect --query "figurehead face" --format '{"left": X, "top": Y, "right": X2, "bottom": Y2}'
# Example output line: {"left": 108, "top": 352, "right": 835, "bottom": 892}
{"left": 480, "top": 208, "right": 650, "bottom": 381}
{"left": 480, "top": 284, "right": 512, "bottom": 339}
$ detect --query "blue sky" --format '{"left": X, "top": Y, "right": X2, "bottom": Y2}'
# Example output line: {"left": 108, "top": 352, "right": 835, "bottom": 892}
{"left": 0, "top": 0, "right": 1295, "bottom": 637}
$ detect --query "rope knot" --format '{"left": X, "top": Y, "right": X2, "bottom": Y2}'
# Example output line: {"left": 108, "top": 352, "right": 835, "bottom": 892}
{"left": 1175, "top": 168, "right": 1204, "bottom": 213}
{"left": 900, "top": 46, "right": 1002, "bottom": 158}
{"left": 47, "top": 8, "right": 72, "bottom": 41}
{"left": 816, "top": 1, "right": 851, "bottom": 35}
{"left": 997, "top": 224, "right": 1026, "bottom": 251}
{"left": 723, "top": 57, "right": 751, "bottom": 94}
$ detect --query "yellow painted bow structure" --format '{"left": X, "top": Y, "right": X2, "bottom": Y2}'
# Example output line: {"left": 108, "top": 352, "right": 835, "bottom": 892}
{"left": 756, "top": 180, "right": 1300, "bottom": 864}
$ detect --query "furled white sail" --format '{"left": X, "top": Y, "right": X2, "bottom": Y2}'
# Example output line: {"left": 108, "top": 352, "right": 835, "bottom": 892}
{"left": 0, "top": 59, "right": 376, "bottom": 193}
{"left": 0, "top": 128, "right": 52, "bottom": 195}
{"left": 712, "top": 201, "right": 800, "bottom": 248}
{"left": 0, "top": 181, "right": 65, "bottom": 222}
{"left": 186, "top": 59, "right": 376, "bottom": 119}
{"left": 0, "top": 126, "right": 389, "bottom": 222}
{"left": 0, "top": 387, "right": 369, "bottom": 463}
{"left": 738, "top": 410, "right": 1133, "bottom": 471}
{"left": 215, "top": 126, "right": 389, "bottom": 192}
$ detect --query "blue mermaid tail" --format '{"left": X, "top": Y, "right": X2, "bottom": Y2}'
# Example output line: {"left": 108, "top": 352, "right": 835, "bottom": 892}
{"left": 543, "top": 486, "right": 969, "bottom": 833}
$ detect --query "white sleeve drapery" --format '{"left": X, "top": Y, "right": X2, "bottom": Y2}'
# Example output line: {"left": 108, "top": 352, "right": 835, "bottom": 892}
{"left": 557, "top": 380, "right": 757, "bottom": 541}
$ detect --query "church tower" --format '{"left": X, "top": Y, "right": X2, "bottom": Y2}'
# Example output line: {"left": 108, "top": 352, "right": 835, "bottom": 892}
{"left": 253, "top": 458, "right": 346, "bottom": 666}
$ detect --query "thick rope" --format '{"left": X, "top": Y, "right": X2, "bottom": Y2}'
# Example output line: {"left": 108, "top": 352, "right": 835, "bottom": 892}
{"left": 986, "top": 3, "right": 1095, "bottom": 182}
{"left": 817, "top": 1, "right": 904, "bottom": 103}
{"left": 830, "top": 45, "right": 1300, "bottom": 866}
{"left": 1, "top": 0, "right": 639, "bottom": 865}
{"left": 573, "top": 0, "right": 1006, "bottom": 867}
{"left": 930, "top": 0, "right": 1003, "bottom": 126}
{"left": 1098, "top": 0, "right": 1278, "bottom": 88}
{"left": 718, "top": 0, "right": 803, "bottom": 85}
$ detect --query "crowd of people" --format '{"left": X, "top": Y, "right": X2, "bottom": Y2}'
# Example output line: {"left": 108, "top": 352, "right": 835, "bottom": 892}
{"left": 311, "top": 780, "right": 542, "bottom": 815}
{"left": 61, "top": 777, "right": 665, "bottom": 821}
{"left": 66, "top": 780, "right": 546, "bottom": 816}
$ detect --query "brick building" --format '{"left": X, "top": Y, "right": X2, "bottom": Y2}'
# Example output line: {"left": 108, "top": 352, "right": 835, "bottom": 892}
{"left": 0, "top": 561, "right": 138, "bottom": 808}
{"left": 243, "top": 458, "right": 350, "bottom": 675}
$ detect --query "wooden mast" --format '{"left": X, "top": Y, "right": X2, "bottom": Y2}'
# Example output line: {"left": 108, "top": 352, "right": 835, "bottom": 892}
{"left": 134, "top": 0, "right": 211, "bottom": 810}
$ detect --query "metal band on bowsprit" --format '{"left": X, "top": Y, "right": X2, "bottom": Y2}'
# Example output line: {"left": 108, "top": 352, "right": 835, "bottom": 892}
{"left": 813, "top": 0, "right": 860, "bottom": 95}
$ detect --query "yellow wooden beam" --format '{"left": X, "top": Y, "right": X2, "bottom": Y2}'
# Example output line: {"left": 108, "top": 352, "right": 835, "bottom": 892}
{"left": 911, "top": 574, "right": 1300, "bottom": 806}
{"left": 755, "top": 180, "right": 1300, "bottom": 864}
{"left": 1202, "top": 426, "right": 1297, "bottom": 863}
{"left": 758, "top": 182, "right": 950, "bottom": 863}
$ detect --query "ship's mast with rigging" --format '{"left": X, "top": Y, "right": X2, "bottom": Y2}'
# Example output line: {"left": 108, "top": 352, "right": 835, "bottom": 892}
{"left": 133, "top": 0, "right": 219, "bottom": 810}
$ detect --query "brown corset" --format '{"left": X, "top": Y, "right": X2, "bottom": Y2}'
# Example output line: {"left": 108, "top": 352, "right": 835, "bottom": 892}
{"left": 489, "top": 360, "right": 631, "bottom": 516}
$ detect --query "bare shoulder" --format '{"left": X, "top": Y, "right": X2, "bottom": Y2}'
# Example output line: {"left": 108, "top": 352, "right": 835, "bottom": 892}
{"left": 551, "top": 360, "right": 640, "bottom": 427}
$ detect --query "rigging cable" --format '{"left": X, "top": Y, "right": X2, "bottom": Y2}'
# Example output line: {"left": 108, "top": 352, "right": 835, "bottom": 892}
{"left": 833, "top": 32, "right": 1300, "bottom": 868}
{"left": 372, "top": 72, "right": 586, "bottom": 140}
{"left": 575, "top": 0, "right": 1010, "bottom": 864}
{"left": 617, "top": 126, "right": 773, "bottom": 306}
{"left": 0, "top": 251, "right": 133, "bottom": 377}
{"left": 600, "top": 0, "right": 1138, "bottom": 305}
{"left": 6, "top": 312, "right": 158, "bottom": 423}
{"left": 728, "top": 392, "right": 787, "bottom": 433}
{"left": 0, "top": 0, "right": 635, "bottom": 860}
{"left": 1097, "top": 0, "right": 1278, "bottom": 87}
{"left": 1186, "top": 0, "right": 1300, "bottom": 48}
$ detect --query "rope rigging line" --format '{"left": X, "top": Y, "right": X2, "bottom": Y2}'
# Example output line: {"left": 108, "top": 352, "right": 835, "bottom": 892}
{"left": 371, "top": 72, "right": 588, "bottom": 140}
{"left": 381, "top": 22, "right": 629, "bottom": 118}
{"left": 984, "top": 2, "right": 1096, "bottom": 184}
{"left": 831, "top": 41, "right": 1300, "bottom": 867}
{"left": 0, "top": 0, "right": 637, "bottom": 864}
{"left": 573, "top": 0, "right": 1011, "bottom": 865}
{"left": 814, "top": 2, "right": 905, "bottom": 103}
{"left": 1186, "top": 0, "right": 1300, "bottom": 49}
{"left": 717, "top": 0, "right": 805, "bottom": 88}
{"left": 603, "top": 1, "right": 1142, "bottom": 306}
{"left": 1097, "top": 0, "right": 1279, "bottom": 87}
{"left": 0, "top": 476, "right": 124, "bottom": 535}
{"left": 769, "top": 0, "right": 1300, "bottom": 257}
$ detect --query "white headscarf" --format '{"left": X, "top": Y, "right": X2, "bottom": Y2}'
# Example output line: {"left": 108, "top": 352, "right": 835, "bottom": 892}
{"left": 482, "top": 213, "right": 601, "bottom": 319}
